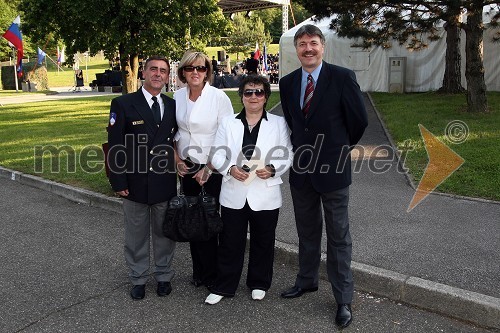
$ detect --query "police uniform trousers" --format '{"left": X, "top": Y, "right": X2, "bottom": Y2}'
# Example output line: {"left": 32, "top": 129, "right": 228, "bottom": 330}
{"left": 123, "top": 199, "right": 176, "bottom": 285}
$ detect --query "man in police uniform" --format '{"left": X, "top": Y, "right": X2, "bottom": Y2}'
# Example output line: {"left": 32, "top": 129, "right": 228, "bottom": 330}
{"left": 107, "top": 55, "right": 177, "bottom": 300}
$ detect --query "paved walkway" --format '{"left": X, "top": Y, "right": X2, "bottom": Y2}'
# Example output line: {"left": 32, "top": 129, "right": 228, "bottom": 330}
{"left": 0, "top": 86, "right": 119, "bottom": 105}
{"left": 0, "top": 88, "right": 499, "bottom": 331}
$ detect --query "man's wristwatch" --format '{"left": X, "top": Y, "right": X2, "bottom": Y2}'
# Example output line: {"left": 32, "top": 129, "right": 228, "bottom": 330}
{"left": 204, "top": 165, "right": 213, "bottom": 176}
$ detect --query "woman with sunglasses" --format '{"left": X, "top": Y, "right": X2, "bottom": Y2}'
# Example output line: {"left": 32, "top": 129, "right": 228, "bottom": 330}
{"left": 174, "top": 51, "right": 234, "bottom": 289}
{"left": 204, "top": 75, "right": 293, "bottom": 304}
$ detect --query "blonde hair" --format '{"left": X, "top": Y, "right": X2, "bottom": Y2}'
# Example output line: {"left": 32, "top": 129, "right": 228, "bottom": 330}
{"left": 177, "top": 51, "right": 212, "bottom": 84}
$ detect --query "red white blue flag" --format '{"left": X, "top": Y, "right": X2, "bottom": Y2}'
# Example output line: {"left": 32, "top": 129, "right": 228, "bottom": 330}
{"left": 254, "top": 42, "right": 261, "bottom": 60}
{"left": 2, "top": 16, "right": 23, "bottom": 77}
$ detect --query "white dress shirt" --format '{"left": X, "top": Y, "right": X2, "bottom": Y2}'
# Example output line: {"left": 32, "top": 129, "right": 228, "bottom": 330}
{"left": 141, "top": 87, "right": 164, "bottom": 120}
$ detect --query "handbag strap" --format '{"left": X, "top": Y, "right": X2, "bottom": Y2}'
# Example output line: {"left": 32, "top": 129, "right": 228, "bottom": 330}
{"left": 179, "top": 175, "right": 206, "bottom": 196}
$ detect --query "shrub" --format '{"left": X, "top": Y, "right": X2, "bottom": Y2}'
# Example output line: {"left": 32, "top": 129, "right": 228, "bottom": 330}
{"left": 22, "top": 62, "right": 49, "bottom": 90}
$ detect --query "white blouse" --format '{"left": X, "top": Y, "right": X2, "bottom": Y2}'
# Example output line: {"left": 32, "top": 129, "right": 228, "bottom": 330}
{"left": 174, "top": 83, "right": 234, "bottom": 164}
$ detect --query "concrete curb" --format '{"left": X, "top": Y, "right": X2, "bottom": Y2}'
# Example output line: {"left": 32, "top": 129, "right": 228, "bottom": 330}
{"left": 1, "top": 166, "right": 499, "bottom": 330}
{"left": 276, "top": 241, "right": 500, "bottom": 330}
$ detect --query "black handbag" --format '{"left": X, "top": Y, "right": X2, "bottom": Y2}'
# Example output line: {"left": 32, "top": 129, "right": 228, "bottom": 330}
{"left": 163, "top": 179, "right": 223, "bottom": 242}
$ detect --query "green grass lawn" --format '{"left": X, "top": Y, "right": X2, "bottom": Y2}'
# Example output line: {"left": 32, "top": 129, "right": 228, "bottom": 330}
{"left": 0, "top": 91, "right": 280, "bottom": 196}
{"left": 46, "top": 57, "right": 109, "bottom": 88}
{"left": 370, "top": 92, "right": 500, "bottom": 201}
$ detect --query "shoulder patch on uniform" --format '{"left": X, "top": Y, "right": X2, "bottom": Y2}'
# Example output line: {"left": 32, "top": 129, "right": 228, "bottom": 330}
{"left": 109, "top": 112, "right": 116, "bottom": 126}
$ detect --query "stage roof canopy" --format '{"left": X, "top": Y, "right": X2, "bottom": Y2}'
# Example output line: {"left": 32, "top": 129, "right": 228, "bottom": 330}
{"left": 217, "top": 0, "right": 289, "bottom": 14}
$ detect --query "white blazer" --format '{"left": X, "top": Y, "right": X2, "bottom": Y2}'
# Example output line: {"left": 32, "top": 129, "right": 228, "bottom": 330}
{"left": 174, "top": 84, "right": 234, "bottom": 164}
{"left": 211, "top": 112, "right": 293, "bottom": 211}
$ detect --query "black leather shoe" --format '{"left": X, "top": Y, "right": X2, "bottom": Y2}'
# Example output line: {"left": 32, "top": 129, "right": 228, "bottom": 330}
{"left": 157, "top": 281, "right": 172, "bottom": 296}
{"left": 280, "top": 285, "right": 318, "bottom": 298}
{"left": 335, "top": 303, "right": 352, "bottom": 328}
{"left": 130, "top": 284, "right": 145, "bottom": 300}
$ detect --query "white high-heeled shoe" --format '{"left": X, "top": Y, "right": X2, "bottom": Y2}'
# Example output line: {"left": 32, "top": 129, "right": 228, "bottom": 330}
{"left": 251, "top": 289, "right": 266, "bottom": 300}
{"left": 205, "top": 293, "right": 223, "bottom": 305}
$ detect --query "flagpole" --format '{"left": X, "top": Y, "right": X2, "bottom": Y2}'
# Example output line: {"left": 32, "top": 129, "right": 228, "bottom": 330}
{"left": 12, "top": 46, "right": 19, "bottom": 92}
{"left": 46, "top": 54, "right": 64, "bottom": 71}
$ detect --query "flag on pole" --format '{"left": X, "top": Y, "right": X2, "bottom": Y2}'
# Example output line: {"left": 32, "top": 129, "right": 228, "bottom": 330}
{"left": 37, "top": 47, "right": 47, "bottom": 65}
{"left": 254, "top": 42, "right": 261, "bottom": 60}
{"left": 60, "top": 46, "right": 65, "bottom": 64}
{"left": 263, "top": 44, "right": 269, "bottom": 72}
{"left": 57, "top": 46, "right": 61, "bottom": 65}
{"left": 2, "top": 15, "right": 23, "bottom": 77}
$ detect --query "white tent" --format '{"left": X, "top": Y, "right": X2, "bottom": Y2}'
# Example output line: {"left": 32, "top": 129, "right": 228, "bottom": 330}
{"left": 279, "top": 16, "right": 500, "bottom": 92}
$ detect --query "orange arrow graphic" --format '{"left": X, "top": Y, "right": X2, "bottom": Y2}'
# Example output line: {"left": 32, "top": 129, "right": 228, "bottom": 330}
{"left": 407, "top": 124, "right": 465, "bottom": 212}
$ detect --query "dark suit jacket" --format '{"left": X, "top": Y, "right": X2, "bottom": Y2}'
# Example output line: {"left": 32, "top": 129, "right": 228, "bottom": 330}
{"left": 107, "top": 89, "right": 177, "bottom": 204}
{"left": 280, "top": 61, "right": 368, "bottom": 193}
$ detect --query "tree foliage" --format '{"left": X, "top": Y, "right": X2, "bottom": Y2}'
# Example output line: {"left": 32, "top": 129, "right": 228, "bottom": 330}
{"left": 0, "top": 0, "right": 19, "bottom": 60}
{"left": 20, "top": 0, "right": 231, "bottom": 93}
{"left": 253, "top": 3, "right": 311, "bottom": 43}
{"left": 224, "top": 13, "right": 271, "bottom": 60}
{"left": 297, "top": 0, "right": 500, "bottom": 112}
{"left": 1, "top": 0, "right": 36, "bottom": 62}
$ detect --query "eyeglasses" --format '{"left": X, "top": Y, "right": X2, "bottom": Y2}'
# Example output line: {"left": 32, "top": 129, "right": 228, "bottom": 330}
{"left": 243, "top": 89, "right": 266, "bottom": 98}
{"left": 183, "top": 65, "right": 208, "bottom": 73}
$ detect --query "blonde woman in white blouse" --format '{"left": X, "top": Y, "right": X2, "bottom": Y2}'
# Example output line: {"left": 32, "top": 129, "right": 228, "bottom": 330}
{"left": 174, "top": 51, "right": 234, "bottom": 289}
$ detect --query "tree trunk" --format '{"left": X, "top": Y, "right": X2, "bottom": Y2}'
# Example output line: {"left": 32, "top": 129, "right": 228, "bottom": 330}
{"left": 440, "top": 14, "right": 465, "bottom": 93}
{"left": 464, "top": 6, "right": 488, "bottom": 113}
{"left": 119, "top": 44, "right": 139, "bottom": 95}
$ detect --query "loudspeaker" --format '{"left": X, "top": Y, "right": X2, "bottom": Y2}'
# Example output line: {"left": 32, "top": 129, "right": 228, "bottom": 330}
{"left": 217, "top": 50, "right": 226, "bottom": 62}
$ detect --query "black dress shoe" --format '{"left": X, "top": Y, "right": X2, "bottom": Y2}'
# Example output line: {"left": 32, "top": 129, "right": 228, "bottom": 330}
{"left": 280, "top": 285, "right": 318, "bottom": 298}
{"left": 157, "top": 281, "right": 172, "bottom": 296}
{"left": 130, "top": 284, "right": 145, "bottom": 300}
{"left": 335, "top": 303, "right": 352, "bottom": 328}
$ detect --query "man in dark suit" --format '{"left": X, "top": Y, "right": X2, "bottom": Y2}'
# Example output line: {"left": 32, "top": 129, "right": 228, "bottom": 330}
{"left": 107, "top": 55, "right": 177, "bottom": 300}
{"left": 279, "top": 25, "right": 368, "bottom": 328}
{"left": 245, "top": 52, "right": 259, "bottom": 75}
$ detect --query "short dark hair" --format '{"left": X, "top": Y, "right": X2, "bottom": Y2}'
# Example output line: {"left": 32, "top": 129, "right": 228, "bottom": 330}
{"left": 144, "top": 55, "right": 170, "bottom": 72}
{"left": 238, "top": 75, "right": 271, "bottom": 109}
{"left": 293, "top": 24, "right": 325, "bottom": 47}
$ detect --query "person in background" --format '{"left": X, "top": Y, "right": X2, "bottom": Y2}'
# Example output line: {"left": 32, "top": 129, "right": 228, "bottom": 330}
{"left": 225, "top": 54, "right": 231, "bottom": 74}
{"left": 204, "top": 75, "right": 293, "bottom": 305}
{"left": 279, "top": 24, "right": 368, "bottom": 328}
{"left": 245, "top": 52, "right": 259, "bottom": 75}
{"left": 174, "top": 51, "right": 234, "bottom": 289}
{"left": 211, "top": 56, "right": 219, "bottom": 76}
{"left": 107, "top": 55, "right": 177, "bottom": 300}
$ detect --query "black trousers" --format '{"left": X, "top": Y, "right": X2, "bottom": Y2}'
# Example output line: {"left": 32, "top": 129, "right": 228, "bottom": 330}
{"left": 211, "top": 202, "right": 279, "bottom": 297}
{"left": 181, "top": 161, "right": 222, "bottom": 286}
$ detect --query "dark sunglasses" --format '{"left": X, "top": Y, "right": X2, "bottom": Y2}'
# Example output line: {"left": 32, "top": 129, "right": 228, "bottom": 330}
{"left": 183, "top": 65, "right": 208, "bottom": 73}
{"left": 243, "top": 89, "right": 266, "bottom": 98}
